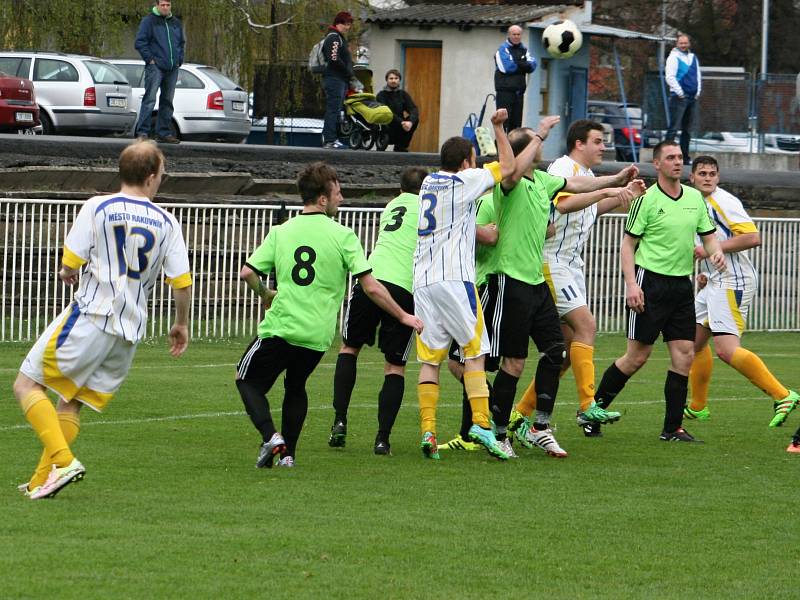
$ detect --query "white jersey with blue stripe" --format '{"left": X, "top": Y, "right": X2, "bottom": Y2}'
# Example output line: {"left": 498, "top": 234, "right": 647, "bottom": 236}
{"left": 543, "top": 155, "right": 597, "bottom": 269}
{"left": 413, "top": 167, "right": 498, "bottom": 289}
{"left": 64, "top": 193, "right": 191, "bottom": 343}
{"left": 698, "top": 186, "right": 758, "bottom": 290}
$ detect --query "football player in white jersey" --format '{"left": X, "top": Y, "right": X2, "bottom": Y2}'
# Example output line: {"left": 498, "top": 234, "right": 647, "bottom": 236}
{"left": 13, "top": 140, "right": 193, "bottom": 500}
{"left": 685, "top": 156, "right": 798, "bottom": 430}
{"left": 413, "top": 108, "right": 517, "bottom": 460}
{"left": 512, "top": 119, "right": 639, "bottom": 437}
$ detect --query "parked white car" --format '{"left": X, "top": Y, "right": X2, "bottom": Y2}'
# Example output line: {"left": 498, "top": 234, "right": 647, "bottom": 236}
{"left": 110, "top": 59, "right": 250, "bottom": 143}
{"left": 0, "top": 51, "right": 135, "bottom": 135}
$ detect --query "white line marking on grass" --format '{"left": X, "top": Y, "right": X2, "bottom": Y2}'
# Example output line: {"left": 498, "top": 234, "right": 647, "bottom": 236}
{"left": 0, "top": 395, "right": 771, "bottom": 432}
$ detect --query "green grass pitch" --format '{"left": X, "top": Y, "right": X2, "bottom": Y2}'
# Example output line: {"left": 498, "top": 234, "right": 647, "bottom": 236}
{"left": 1, "top": 332, "right": 799, "bottom": 598}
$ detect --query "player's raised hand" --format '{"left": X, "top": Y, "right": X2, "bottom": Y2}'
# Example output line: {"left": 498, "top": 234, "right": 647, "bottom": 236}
{"left": 625, "top": 281, "right": 645, "bottom": 314}
{"left": 59, "top": 266, "right": 80, "bottom": 286}
{"left": 168, "top": 323, "right": 190, "bottom": 357}
{"left": 536, "top": 115, "right": 560, "bottom": 139}
{"left": 402, "top": 313, "right": 424, "bottom": 334}
{"left": 490, "top": 109, "right": 508, "bottom": 125}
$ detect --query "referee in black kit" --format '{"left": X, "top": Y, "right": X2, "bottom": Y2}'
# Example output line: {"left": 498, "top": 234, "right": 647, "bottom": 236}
{"left": 592, "top": 140, "right": 725, "bottom": 442}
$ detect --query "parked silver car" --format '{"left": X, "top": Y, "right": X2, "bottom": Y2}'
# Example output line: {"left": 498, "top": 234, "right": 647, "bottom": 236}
{"left": 0, "top": 51, "right": 135, "bottom": 135}
{"left": 110, "top": 60, "right": 250, "bottom": 143}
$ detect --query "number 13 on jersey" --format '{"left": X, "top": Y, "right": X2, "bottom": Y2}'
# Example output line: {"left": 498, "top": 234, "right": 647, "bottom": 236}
{"left": 418, "top": 193, "right": 437, "bottom": 236}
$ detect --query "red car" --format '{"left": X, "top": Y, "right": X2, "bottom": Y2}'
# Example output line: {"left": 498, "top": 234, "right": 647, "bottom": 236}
{"left": 0, "top": 71, "right": 39, "bottom": 132}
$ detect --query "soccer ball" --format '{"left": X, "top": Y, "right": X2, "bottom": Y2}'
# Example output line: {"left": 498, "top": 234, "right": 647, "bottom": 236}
{"left": 542, "top": 20, "right": 583, "bottom": 59}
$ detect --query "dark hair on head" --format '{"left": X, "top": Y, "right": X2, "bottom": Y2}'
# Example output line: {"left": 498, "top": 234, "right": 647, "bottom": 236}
{"left": 400, "top": 166, "right": 428, "bottom": 194}
{"left": 691, "top": 155, "right": 719, "bottom": 173}
{"left": 297, "top": 161, "right": 339, "bottom": 205}
{"left": 440, "top": 136, "right": 474, "bottom": 171}
{"left": 385, "top": 69, "right": 401, "bottom": 81}
{"left": 653, "top": 139, "right": 680, "bottom": 160}
{"left": 333, "top": 11, "right": 353, "bottom": 25}
{"left": 118, "top": 140, "right": 164, "bottom": 186}
{"left": 567, "top": 119, "right": 604, "bottom": 152}
{"left": 508, "top": 127, "right": 535, "bottom": 157}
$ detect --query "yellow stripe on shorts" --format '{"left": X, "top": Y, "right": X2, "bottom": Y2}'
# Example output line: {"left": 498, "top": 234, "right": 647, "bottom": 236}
{"left": 726, "top": 289, "right": 746, "bottom": 335}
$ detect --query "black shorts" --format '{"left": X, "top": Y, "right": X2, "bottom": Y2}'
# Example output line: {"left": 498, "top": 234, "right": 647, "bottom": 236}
{"left": 342, "top": 280, "right": 415, "bottom": 366}
{"left": 447, "top": 284, "right": 499, "bottom": 371}
{"left": 627, "top": 267, "right": 695, "bottom": 344}
{"left": 487, "top": 274, "right": 564, "bottom": 359}
{"left": 236, "top": 336, "right": 324, "bottom": 393}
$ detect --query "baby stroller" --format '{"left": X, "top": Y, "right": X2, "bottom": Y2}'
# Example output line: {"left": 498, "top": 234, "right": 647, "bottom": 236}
{"left": 338, "top": 91, "right": 393, "bottom": 151}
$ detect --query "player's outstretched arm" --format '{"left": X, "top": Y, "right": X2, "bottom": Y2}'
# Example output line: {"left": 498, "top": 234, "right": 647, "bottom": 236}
{"left": 565, "top": 165, "right": 639, "bottom": 194}
{"left": 502, "top": 115, "right": 559, "bottom": 190}
{"left": 594, "top": 179, "right": 647, "bottom": 215}
{"left": 169, "top": 285, "right": 192, "bottom": 357}
{"left": 489, "top": 109, "right": 515, "bottom": 182}
{"left": 699, "top": 232, "right": 726, "bottom": 272}
{"left": 621, "top": 234, "right": 644, "bottom": 313}
{"left": 359, "top": 273, "right": 423, "bottom": 333}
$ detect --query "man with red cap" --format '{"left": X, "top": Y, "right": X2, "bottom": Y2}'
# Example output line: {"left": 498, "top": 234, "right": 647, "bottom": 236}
{"left": 321, "top": 11, "right": 355, "bottom": 149}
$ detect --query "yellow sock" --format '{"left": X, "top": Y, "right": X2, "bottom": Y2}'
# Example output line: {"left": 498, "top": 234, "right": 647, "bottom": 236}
{"left": 571, "top": 342, "right": 596, "bottom": 412}
{"left": 516, "top": 380, "right": 537, "bottom": 417}
{"left": 418, "top": 383, "right": 439, "bottom": 435}
{"left": 21, "top": 391, "right": 74, "bottom": 468}
{"left": 29, "top": 412, "right": 80, "bottom": 490}
{"left": 464, "top": 371, "right": 491, "bottom": 428}
{"left": 689, "top": 345, "right": 713, "bottom": 411}
{"left": 730, "top": 347, "right": 789, "bottom": 400}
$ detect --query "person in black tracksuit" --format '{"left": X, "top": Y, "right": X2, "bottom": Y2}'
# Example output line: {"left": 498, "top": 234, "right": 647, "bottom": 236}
{"left": 321, "top": 11, "right": 355, "bottom": 149}
{"left": 134, "top": 0, "right": 185, "bottom": 142}
{"left": 376, "top": 69, "right": 419, "bottom": 152}
{"left": 494, "top": 25, "right": 536, "bottom": 132}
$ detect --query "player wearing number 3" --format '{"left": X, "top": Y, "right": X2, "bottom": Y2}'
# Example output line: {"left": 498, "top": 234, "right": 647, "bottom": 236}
{"left": 235, "top": 162, "right": 423, "bottom": 469}
{"left": 14, "top": 140, "right": 193, "bottom": 500}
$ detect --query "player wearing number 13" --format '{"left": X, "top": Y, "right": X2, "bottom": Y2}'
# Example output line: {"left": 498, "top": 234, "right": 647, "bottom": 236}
{"left": 236, "top": 162, "right": 423, "bottom": 468}
{"left": 14, "top": 140, "right": 193, "bottom": 500}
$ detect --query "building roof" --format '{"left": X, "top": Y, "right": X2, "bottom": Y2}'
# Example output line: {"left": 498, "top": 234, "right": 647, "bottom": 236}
{"left": 366, "top": 4, "right": 572, "bottom": 27}
{"left": 528, "top": 22, "right": 666, "bottom": 42}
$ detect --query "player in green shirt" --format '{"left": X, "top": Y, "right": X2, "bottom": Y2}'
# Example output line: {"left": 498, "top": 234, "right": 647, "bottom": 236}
{"left": 593, "top": 140, "right": 724, "bottom": 442}
{"left": 327, "top": 167, "right": 428, "bottom": 456}
{"left": 236, "top": 162, "right": 423, "bottom": 468}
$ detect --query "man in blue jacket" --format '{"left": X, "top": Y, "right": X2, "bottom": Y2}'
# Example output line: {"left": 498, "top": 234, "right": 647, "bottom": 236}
{"left": 494, "top": 25, "right": 536, "bottom": 132}
{"left": 664, "top": 33, "right": 702, "bottom": 164}
{"left": 134, "top": 0, "right": 186, "bottom": 144}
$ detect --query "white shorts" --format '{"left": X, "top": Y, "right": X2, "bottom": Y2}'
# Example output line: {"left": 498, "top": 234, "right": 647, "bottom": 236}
{"left": 543, "top": 262, "right": 587, "bottom": 317}
{"left": 414, "top": 281, "right": 490, "bottom": 365}
{"left": 695, "top": 285, "right": 754, "bottom": 337}
{"left": 20, "top": 302, "right": 137, "bottom": 412}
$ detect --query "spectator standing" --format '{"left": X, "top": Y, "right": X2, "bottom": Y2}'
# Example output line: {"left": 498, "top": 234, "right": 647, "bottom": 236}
{"left": 376, "top": 69, "right": 419, "bottom": 152}
{"left": 134, "top": 0, "right": 186, "bottom": 144}
{"left": 494, "top": 25, "right": 536, "bottom": 132}
{"left": 321, "top": 11, "right": 355, "bottom": 149}
{"left": 664, "top": 33, "right": 701, "bottom": 164}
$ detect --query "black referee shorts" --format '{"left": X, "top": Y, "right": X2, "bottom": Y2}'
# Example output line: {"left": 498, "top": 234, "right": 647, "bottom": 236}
{"left": 627, "top": 266, "right": 695, "bottom": 345}
{"left": 487, "top": 273, "right": 564, "bottom": 359}
{"left": 342, "top": 280, "right": 415, "bottom": 366}
{"left": 448, "top": 284, "right": 499, "bottom": 371}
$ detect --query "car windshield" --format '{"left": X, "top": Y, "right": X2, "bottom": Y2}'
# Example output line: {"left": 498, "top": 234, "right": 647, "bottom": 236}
{"left": 84, "top": 60, "right": 128, "bottom": 85}
{"left": 198, "top": 67, "right": 241, "bottom": 91}
{"left": 114, "top": 64, "right": 144, "bottom": 87}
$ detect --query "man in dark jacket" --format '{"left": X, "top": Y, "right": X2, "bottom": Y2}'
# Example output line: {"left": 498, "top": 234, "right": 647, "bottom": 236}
{"left": 321, "top": 11, "right": 355, "bottom": 149}
{"left": 376, "top": 69, "right": 419, "bottom": 152}
{"left": 134, "top": 0, "right": 186, "bottom": 143}
{"left": 494, "top": 25, "right": 536, "bottom": 132}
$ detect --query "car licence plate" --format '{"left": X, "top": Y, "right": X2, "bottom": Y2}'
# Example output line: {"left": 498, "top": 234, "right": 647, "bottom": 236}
{"left": 232, "top": 101, "right": 244, "bottom": 111}
{"left": 15, "top": 112, "right": 34, "bottom": 122}
{"left": 108, "top": 97, "right": 127, "bottom": 108}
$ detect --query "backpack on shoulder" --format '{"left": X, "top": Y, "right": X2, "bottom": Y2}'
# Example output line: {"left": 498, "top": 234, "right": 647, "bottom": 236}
{"left": 308, "top": 32, "right": 336, "bottom": 74}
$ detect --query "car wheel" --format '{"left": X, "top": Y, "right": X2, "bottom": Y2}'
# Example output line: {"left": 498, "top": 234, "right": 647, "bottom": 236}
{"left": 375, "top": 129, "right": 390, "bottom": 151}
{"left": 39, "top": 111, "right": 54, "bottom": 135}
{"left": 349, "top": 130, "right": 362, "bottom": 149}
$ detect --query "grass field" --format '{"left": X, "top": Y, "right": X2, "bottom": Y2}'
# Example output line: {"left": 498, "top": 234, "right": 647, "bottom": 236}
{"left": 2, "top": 332, "right": 799, "bottom": 598}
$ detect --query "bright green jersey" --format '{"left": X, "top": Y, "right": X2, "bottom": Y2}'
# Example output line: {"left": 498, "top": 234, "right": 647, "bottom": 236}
{"left": 493, "top": 170, "right": 566, "bottom": 285}
{"left": 625, "top": 183, "right": 716, "bottom": 276}
{"left": 368, "top": 192, "right": 419, "bottom": 293}
{"left": 246, "top": 212, "right": 371, "bottom": 351}
{"left": 475, "top": 193, "right": 496, "bottom": 288}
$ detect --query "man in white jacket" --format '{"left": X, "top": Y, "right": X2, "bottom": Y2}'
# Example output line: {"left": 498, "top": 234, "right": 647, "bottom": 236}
{"left": 664, "top": 34, "right": 701, "bottom": 165}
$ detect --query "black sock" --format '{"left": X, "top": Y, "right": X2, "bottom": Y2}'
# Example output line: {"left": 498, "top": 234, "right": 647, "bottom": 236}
{"left": 236, "top": 379, "right": 275, "bottom": 442}
{"left": 281, "top": 382, "right": 309, "bottom": 458}
{"left": 459, "top": 377, "right": 473, "bottom": 441}
{"left": 493, "top": 368, "right": 520, "bottom": 439}
{"left": 533, "top": 356, "right": 561, "bottom": 414}
{"left": 332, "top": 353, "right": 357, "bottom": 424}
{"left": 664, "top": 370, "right": 689, "bottom": 433}
{"left": 595, "top": 362, "right": 631, "bottom": 409}
{"left": 377, "top": 374, "right": 404, "bottom": 442}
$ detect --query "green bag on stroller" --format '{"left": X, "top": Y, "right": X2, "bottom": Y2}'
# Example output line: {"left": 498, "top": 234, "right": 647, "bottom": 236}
{"left": 344, "top": 93, "right": 394, "bottom": 125}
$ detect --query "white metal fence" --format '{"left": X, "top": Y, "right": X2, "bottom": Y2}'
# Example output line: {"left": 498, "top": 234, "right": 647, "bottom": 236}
{"left": 2, "top": 198, "right": 799, "bottom": 342}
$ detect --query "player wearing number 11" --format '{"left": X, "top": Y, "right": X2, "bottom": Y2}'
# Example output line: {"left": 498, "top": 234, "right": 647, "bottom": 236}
{"left": 14, "top": 140, "right": 193, "bottom": 500}
{"left": 236, "top": 162, "right": 424, "bottom": 469}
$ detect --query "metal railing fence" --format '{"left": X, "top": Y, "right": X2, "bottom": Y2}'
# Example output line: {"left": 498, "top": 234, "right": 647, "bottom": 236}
{"left": 2, "top": 198, "right": 799, "bottom": 342}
